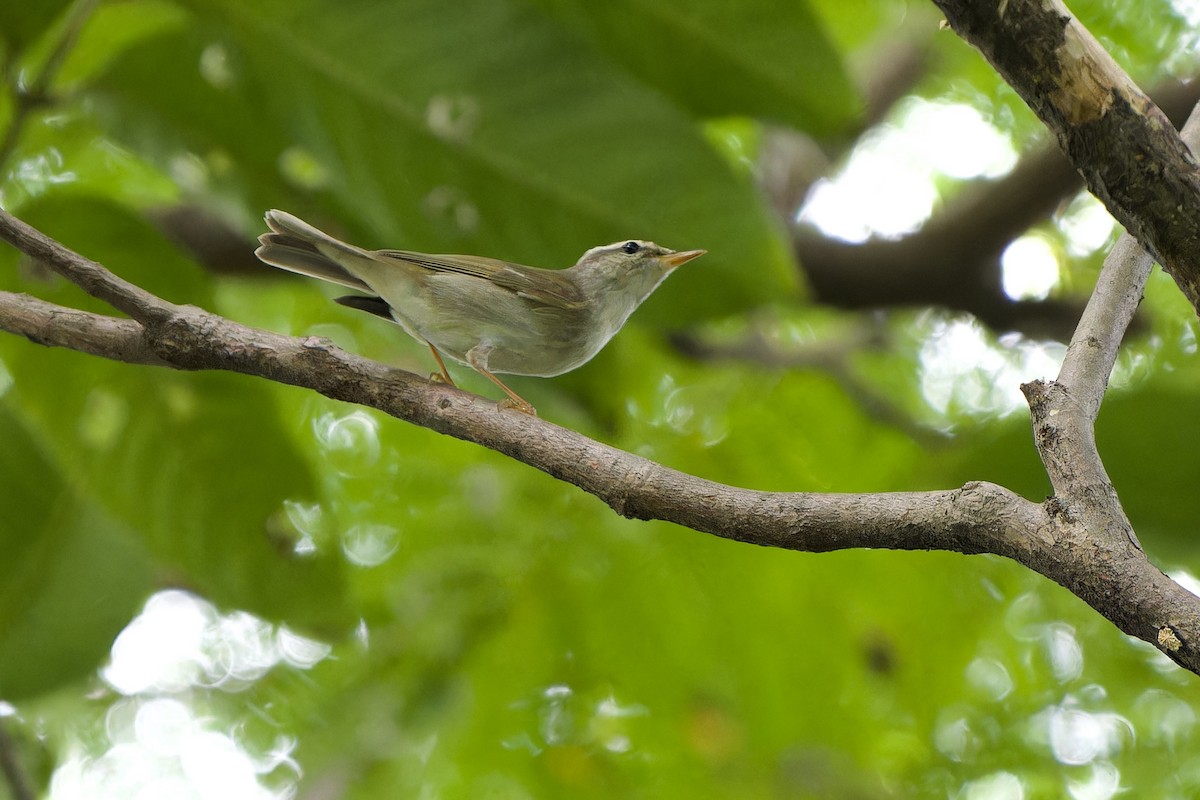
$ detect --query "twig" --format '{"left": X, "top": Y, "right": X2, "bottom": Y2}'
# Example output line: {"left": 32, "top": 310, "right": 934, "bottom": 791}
{"left": 1020, "top": 240, "right": 1148, "bottom": 549}
{"left": 1056, "top": 233, "right": 1157, "bottom": 417}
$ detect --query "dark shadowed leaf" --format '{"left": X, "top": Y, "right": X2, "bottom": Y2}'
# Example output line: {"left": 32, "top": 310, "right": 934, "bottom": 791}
{"left": 0, "top": 0, "right": 73, "bottom": 56}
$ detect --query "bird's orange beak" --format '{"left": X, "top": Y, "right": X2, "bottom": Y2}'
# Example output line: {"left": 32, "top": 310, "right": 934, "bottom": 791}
{"left": 661, "top": 249, "right": 706, "bottom": 269}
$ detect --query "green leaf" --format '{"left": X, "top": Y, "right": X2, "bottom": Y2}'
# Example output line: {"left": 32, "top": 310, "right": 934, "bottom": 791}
{"left": 55, "top": 0, "right": 188, "bottom": 89}
{"left": 528, "top": 0, "right": 862, "bottom": 135}
{"left": 0, "top": 403, "right": 154, "bottom": 700}
{"left": 1097, "top": 385, "right": 1200, "bottom": 560}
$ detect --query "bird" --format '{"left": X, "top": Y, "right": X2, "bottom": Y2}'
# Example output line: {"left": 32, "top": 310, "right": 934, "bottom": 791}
{"left": 255, "top": 210, "right": 705, "bottom": 414}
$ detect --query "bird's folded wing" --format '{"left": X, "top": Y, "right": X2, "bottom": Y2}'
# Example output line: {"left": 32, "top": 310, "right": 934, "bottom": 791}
{"left": 376, "top": 249, "right": 587, "bottom": 309}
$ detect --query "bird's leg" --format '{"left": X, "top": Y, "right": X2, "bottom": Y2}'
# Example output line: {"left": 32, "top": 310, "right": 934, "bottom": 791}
{"left": 466, "top": 344, "right": 537, "bottom": 416}
{"left": 427, "top": 344, "right": 456, "bottom": 385}
{"left": 481, "top": 371, "right": 538, "bottom": 416}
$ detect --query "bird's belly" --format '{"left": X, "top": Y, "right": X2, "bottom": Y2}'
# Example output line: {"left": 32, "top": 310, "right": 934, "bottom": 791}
{"left": 428, "top": 323, "right": 602, "bottom": 377}
{"left": 474, "top": 336, "right": 598, "bottom": 377}
{"left": 377, "top": 277, "right": 619, "bottom": 377}
{"left": 388, "top": 307, "right": 599, "bottom": 377}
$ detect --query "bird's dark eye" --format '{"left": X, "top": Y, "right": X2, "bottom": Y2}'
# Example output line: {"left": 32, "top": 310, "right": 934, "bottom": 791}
{"left": 621, "top": 241, "right": 641, "bottom": 255}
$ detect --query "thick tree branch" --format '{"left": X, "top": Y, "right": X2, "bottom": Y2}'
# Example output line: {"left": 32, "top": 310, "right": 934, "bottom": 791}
{"left": 0, "top": 291, "right": 167, "bottom": 366}
{"left": 931, "top": 0, "right": 1200, "bottom": 318}
{"left": 3, "top": 210, "right": 1200, "bottom": 675}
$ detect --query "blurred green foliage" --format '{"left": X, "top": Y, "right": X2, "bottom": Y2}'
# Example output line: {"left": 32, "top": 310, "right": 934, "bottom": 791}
{"left": 2, "top": 0, "right": 1200, "bottom": 798}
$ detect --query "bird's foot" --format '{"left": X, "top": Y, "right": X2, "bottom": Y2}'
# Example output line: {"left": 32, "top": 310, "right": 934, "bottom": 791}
{"left": 498, "top": 397, "right": 538, "bottom": 416}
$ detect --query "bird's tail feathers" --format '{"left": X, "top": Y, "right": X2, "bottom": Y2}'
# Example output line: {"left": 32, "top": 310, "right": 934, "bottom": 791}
{"left": 255, "top": 210, "right": 372, "bottom": 292}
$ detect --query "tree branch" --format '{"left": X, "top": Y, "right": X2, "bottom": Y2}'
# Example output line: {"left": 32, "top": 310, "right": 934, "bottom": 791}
{"left": 3, "top": 210, "right": 1200, "bottom": 676}
{"left": 0, "top": 291, "right": 167, "bottom": 366}
{"left": 1053, "top": 233, "right": 1154, "bottom": 421}
{"left": 931, "top": 0, "right": 1200, "bottom": 318}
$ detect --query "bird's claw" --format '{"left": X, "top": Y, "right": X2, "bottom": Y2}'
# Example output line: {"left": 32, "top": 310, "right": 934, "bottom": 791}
{"left": 499, "top": 397, "right": 538, "bottom": 416}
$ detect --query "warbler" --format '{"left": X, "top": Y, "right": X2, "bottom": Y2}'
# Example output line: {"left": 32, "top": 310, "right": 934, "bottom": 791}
{"left": 255, "top": 210, "right": 705, "bottom": 414}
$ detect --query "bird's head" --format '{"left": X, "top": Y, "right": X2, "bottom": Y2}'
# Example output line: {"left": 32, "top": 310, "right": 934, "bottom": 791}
{"left": 572, "top": 239, "right": 706, "bottom": 302}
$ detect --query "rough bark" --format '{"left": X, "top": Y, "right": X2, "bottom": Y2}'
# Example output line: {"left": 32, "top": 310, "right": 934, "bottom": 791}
{"left": 932, "top": 0, "right": 1200, "bottom": 317}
